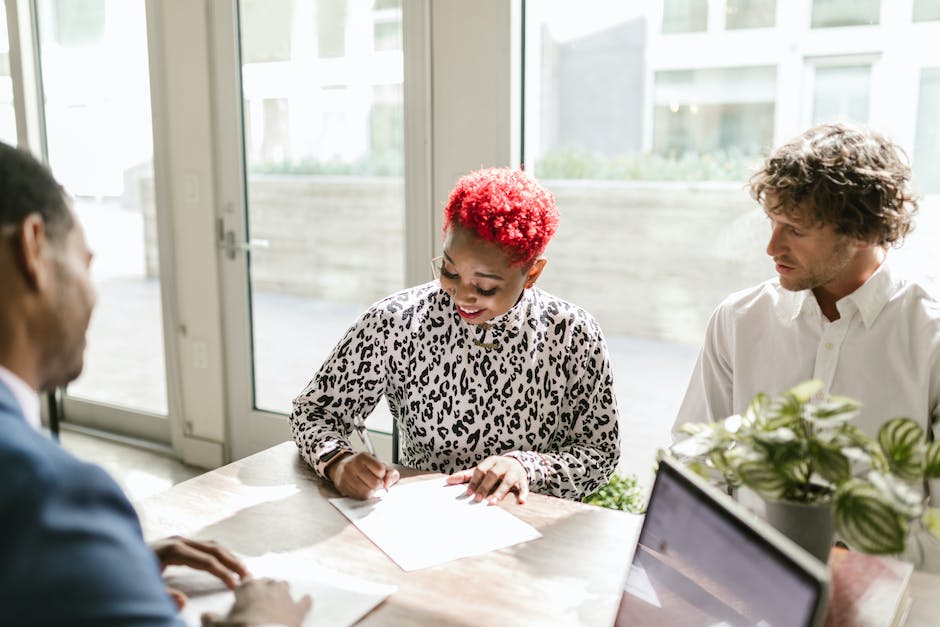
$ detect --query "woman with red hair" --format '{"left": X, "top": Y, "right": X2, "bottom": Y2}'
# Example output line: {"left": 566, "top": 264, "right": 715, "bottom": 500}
{"left": 290, "top": 168, "right": 620, "bottom": 503}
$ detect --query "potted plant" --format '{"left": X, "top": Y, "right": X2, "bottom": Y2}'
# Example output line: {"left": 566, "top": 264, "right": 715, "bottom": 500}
{"left": 671, "top": 379, "right": 940, "bottom": 561}
{"left": 583, "top": 472, "right": 646, "bottom": 514}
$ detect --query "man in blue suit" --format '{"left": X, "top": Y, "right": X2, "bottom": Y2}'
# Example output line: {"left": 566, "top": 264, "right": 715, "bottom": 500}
{"left": 0, "top": 141, "right": 311, "bottom": 626}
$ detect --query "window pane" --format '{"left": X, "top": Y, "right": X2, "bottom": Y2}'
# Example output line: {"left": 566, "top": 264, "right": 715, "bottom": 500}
{"left": 915, "top": 68, "right": 940, "bottom": 194}
{"left": 527, "top": 2, "right": 772, "bottom": 482}
{"left": 913, "top": 0, "right": 940, "bottom": 22}
{"left": 36, "top": 0, "right": 167, "bottom": 415}
{"left": 725, "top": 0, "right": 776, "bottom": 29}
{"left": 662, "top": 0, "right": 708, "bottom": 33}
{"left": 812, "top": 64, "right": 870, "bottom": 125}
{"left": 525, "top": 1, "right": 940, "bottom": 482}
{"left": 653, "top": 66, "right": 775, "bottom": 165}
{"left": 239, "top": 0, "right": 404, "bottom": 428}
{"left": 373, "top": 0, "right": 402, "bottom": 52}
{"left": 317, "top": 0, "right": 347, "bottom": 58}
{"left": 0, "top": 2, "right": 17, "bottom": 144}
{"left": 811, "top": 0, "right": 880, "bottom": 28}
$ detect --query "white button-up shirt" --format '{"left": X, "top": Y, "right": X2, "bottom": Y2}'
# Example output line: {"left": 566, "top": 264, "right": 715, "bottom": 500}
{"left": 0, "top": 365, "right": 41, "bottom": 432}
{"left": 676, "top": 262, "right": 939, "bottom": 435}
{"left": 675, "top": 262, "right": 940, "bottom": 570}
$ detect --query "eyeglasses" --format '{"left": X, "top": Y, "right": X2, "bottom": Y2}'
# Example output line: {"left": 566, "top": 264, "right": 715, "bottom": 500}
{"left": 430, "top": 255, "right": 444, "bottom": 280}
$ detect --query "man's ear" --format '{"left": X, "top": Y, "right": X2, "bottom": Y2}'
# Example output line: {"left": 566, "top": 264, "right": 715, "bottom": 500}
{"left": 15, "top": 214, "right": 51, "bottom": 291}
{"left": 523, "top": 258, "right": 547, "bottom": 289}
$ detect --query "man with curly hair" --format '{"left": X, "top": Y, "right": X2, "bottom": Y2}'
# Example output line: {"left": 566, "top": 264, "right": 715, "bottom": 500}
{"left": 291, "top": 167, "right": 620, "bottom": 504}
{"left": 675, "top": 123, "right": 940, "bottom": 569}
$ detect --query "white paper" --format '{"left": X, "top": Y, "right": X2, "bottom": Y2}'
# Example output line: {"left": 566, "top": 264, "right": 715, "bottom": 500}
{"left": 329, "top": 477, "right": 542, "bottom": 571}
{"left": 624, "top": 564, "right": 661, "bottom": 608}
{"left": 164, "top": 552, "right": 395, "bottom": 627}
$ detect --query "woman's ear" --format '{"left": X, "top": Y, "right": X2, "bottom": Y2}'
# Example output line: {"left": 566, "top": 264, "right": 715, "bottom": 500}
{"left": 524, "top": 258, "right": 547, "bottom": 289}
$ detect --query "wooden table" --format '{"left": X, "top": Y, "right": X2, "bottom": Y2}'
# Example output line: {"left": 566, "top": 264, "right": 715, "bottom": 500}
{"left": 137, "top": 442, "right": 641, "bottom": 626}
{"left": 138, "top": 442, "right": 940, "bottom": 626}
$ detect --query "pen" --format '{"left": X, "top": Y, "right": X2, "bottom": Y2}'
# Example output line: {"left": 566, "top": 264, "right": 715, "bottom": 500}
{"left": 355, "top": 417, "right": 377, "bottom": 457}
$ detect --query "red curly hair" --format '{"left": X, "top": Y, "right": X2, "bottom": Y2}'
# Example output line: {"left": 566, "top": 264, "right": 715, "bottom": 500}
{"left": 443, "top": 168, "right": 559, "bottom": 266}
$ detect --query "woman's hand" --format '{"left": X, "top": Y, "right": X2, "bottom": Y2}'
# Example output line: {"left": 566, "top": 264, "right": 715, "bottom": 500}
{"left": 327, "top": 452, "right": 400, "bottom": 499}
{"left": 446, "top": 455, "right": 529, "bottom": 504}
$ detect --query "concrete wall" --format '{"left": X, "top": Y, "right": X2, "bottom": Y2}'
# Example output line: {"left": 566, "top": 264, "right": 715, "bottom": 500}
{"left": 539, "top": 180, "right": 770, "bottom": 344}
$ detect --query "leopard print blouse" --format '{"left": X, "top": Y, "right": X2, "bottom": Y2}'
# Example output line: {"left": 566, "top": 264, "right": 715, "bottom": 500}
{"left": 289, "top": 281, "right": 620, "bottom": 500}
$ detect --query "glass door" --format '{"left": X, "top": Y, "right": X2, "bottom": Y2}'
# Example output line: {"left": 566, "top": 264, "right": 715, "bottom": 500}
{"left": 215, "top": 0, "right": 431, "bottom": 459}
{"left": 33, "top": 0, "right": 170, "bottom": 442}
{"left": 0, "top": 2, "right": 17, "bottom": 144}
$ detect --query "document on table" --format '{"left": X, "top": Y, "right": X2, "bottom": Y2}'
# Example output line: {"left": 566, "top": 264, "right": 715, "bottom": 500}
{"left": 163, "top": 552, "right": 395, "bottom": 627}
{"left": 329, "top": 477, "right": 542, "bottom": 571}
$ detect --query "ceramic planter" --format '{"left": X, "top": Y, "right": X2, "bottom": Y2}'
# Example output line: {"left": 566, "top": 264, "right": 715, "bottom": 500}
{"left": 763, "top": 497, "right": 835, "bottom": 563}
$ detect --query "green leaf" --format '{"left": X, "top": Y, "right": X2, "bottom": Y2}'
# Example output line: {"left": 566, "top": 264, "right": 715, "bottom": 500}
{"left": 925, "top": 441, "right": 940, "bottom": 479}
{"left": 736, "top": 460, "right": 789, "bottom": 499}
{"left": 806, "top": 397, "right": 861, "bottom": 426}
{"left": 878, "top": 418, "right": 925, "bottom": 481}
{"left": 923, "top": 508, "right": 940, "bottom": 540}
{"left": 671, "top": 429, "right": 721, "bottom": 458}
{"left": 788, "top": 379, "right": 824, "bottom": 403}
{"left": 753, "top": 427, "right": 797, "bottom": 444}
{"left": 865, "top": 471, "right": 923, "bottom": 519}
{"left": 810, "top": 442, "right": 851, "bottom": 485}
{"left": 744, "top": 393, "right": 770, "bottom": 424}
{"left": 583, "top": 473, "right": 646, "bottom": 514}
{"left": 835, "top": 480, "right": 908, "bottom": 555}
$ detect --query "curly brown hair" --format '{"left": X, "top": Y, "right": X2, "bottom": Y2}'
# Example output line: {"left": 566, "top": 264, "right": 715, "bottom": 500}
{"left": 749, "top": 123, "right": 917, "bottom": 246}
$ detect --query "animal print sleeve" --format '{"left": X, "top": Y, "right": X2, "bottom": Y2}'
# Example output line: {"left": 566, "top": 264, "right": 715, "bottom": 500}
{"left": 506, "top": 320, "right": 620, "bottom": 499}
{"left": 289, "top": 307, "right": 388, "bottom": 478}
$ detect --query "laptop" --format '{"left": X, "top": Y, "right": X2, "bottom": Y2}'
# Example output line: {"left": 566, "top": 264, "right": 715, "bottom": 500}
{"left": 614, "top": 453, "right": 830, "bottom": 627}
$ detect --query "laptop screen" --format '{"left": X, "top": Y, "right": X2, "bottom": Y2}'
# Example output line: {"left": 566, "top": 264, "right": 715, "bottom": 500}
{"left": 614, "top": 456, "right": 829, "bottom": 627}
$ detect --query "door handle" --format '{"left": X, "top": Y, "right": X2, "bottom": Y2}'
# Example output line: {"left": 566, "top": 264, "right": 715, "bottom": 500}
{"left": 219, "top": 227, "right": 269, "bottom": 260}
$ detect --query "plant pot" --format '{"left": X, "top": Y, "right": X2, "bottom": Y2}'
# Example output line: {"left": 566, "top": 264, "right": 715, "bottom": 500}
{"left": 763, "top": 498, "right": 835, "bottom": 563}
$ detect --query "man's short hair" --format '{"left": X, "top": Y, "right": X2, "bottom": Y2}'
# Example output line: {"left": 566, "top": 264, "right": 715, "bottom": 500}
{"left": 749, "top": 123, "right": 917, "bottom": 246}
{"left": 0, "top": 141, "right": 72, "bottom": 241}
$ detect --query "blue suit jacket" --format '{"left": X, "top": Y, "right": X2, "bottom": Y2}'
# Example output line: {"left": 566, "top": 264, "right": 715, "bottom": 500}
{"left": 0, "top": 380, "right": 183, "bottom": 626}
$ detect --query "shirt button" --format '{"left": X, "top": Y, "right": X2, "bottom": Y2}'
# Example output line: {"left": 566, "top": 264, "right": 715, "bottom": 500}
{"left": 825, "top": 342, "right": 834, "bottom": 350}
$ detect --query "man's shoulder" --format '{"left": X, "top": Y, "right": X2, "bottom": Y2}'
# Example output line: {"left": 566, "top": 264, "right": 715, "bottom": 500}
{"left": 0, "top": 412, "right": 117, "bottom": 501}
{"left": 890, "top": 274, "right": 940, "bottom": 308}
{"left": 715, "top": 277, "right": 789, "bottom": 316}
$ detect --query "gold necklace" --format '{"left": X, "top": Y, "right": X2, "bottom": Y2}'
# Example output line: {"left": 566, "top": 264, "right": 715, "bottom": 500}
{"left": 472, "top": 322, "right": 500, "bottom": 350}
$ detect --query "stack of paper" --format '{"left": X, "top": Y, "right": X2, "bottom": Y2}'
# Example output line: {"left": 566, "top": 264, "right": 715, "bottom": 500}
{"left": 330, "top": 477, "right": 542, "bottom": 571}
{"left": 164, "top": 552, "right": 396, "bottom": 627}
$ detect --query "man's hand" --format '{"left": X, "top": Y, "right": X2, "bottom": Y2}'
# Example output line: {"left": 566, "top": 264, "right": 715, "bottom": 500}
{"left": 327, "top": 451, "right": 400, "bottom": 499}
{"left": 446, "top": 455, "right": 529, "bottom": 504}
{"left": 200, "top": 578, "right": 312, "bottom": 627}
{"left": 150, "top": 535, "right": 249, "bottom": 608}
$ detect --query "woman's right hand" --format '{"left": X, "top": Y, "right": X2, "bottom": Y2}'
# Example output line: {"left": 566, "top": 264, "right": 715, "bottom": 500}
{"left": 327, "top": 452, "right": 400, "bottom": 499}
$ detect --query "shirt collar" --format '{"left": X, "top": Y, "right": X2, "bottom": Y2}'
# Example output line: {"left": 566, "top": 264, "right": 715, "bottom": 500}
{"left": 840, "top": 261, "right": 896, "bottom": 329}
{"left": 482, "top": 286, "right": 533, "bottom": 330}
{"left": 0, "top": 365, "right": 41, "bottom": 431}
{"left": 775, "top": 261, "right": 897, "bottom": 328}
